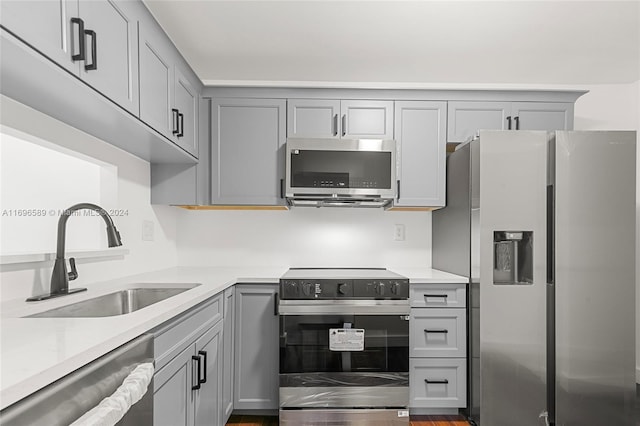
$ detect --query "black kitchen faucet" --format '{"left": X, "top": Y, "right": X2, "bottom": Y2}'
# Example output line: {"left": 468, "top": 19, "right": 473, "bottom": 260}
{"left": 26, "top": 203, "right": 122, "bottom": 302}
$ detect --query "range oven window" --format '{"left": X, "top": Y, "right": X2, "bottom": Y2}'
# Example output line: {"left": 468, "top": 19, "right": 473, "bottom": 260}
{"left": 280, "top": 314, "right": 409, "bottom": 374}
{"left": 290, "top": 150, "right": 392, "bottom": 190}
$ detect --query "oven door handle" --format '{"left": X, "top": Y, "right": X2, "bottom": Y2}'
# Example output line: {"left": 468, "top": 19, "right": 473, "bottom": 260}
{"left": 278, "top": 303, "right": 410, "bottom": 316}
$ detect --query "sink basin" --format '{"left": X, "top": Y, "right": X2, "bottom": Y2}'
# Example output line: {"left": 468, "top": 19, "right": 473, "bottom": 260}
{"left": 28, "top": 284, "right": 201, "bottom": 318}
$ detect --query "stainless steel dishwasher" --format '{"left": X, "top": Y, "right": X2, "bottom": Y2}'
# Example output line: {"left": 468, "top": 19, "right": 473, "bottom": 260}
{"left": 0, "top": 334, "right": 154, "bottom": 425}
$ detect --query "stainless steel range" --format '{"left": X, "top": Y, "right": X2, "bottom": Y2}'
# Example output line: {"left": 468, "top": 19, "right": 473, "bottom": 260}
{"left": 278, "top": 268, "right": 410, "bottom": 426}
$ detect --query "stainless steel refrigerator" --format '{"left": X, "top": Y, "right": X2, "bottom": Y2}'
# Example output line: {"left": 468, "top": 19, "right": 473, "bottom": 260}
{"left": 433, "top": 130, "right": 636, "bottom": 426}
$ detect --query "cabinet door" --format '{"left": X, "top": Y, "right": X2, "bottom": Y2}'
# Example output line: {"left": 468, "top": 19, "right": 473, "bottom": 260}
{"left": 287, "top": 99, "right": 341, "bottom": 138}
{"left": 212, "top": 98, "right": 287, "bottom": 205}
{"left": 341, "top": 100, "right": 394, "bottom": 139}
{"left": 79, "top": 0, "right": 139, "bottom": 115}
{"left": 222, "top": 288, "right": 235, "bottom": 423}
{"left": 194, "top": 322, "right": 223, "bottom": 426}
{"left": 154, "top": 344, "right": 195, "bottom": 426}
{"left": 173, "top": 65, "right": 199, "bottom": 157}
{"left": 0, "top": 0, "right": 79, "bottom": 74}
{"left": 511, "top": 102, "right": 573, "bottom": 131}
{"left": 234, "top": 284, "right": 279, "bottom": 410}
{"left": 447, "top": 101, "right": 511, "bottom": 143}
{"left": 394, "top": 101, "right": 447, "bottom": 207}
{"left": 139, "top": 18, "right": 174, "bottom": 138}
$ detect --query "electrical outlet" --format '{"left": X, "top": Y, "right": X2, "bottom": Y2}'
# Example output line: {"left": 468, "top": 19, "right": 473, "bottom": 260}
{"left": 142, "top": 220, "right": 154, "bottom": 241}
{"left": 394, "top": 224, "right": 405, "bottom": 241}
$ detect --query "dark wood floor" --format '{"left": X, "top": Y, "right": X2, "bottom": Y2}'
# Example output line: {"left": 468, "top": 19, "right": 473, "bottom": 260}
{"left": 226, "top": 415, "right": 469, "bottom": 426}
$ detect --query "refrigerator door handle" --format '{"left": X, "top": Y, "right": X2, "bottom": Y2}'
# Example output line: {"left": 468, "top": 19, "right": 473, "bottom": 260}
{"left": 546, "top": 184, "right": 555, "bottom": 284}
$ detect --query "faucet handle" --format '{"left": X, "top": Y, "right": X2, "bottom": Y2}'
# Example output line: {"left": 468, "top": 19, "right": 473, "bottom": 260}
{"left": 68, "top": 257, "right": 78, "bottom": 281}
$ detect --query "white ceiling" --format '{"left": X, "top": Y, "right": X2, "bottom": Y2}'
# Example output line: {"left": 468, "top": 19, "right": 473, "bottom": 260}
{"left": 143, "top": 0, "right": 640, "bottom": 87}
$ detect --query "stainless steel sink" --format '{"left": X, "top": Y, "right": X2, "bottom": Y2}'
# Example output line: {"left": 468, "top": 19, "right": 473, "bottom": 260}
{"left": 28, "top": 284, "right": 200, "bottom": 318}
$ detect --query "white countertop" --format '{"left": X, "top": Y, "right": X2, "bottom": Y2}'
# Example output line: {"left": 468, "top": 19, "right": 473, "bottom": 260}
{"left": 0, "top": 266, "right": 466, "bottom": 410}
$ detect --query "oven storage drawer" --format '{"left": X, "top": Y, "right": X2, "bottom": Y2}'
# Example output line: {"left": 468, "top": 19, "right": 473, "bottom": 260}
{"left": 410, "top": 309, "right": 466, "bottom": 358}
{"left": 409, "top": 358, "right": 466, "bottom": 408}
{"left": 410, "top": 283, "right": 466, "bottom": 308}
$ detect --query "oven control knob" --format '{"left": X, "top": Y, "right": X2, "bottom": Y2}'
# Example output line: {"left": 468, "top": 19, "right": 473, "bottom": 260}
{"left": 338, "top": 283, "right": 348, "bottom": 295}
{"left": 390, "top": 282, "right": 400, "bottom": 295}
{"left": 375, "top": 282, "right": 385, "bottom": 295}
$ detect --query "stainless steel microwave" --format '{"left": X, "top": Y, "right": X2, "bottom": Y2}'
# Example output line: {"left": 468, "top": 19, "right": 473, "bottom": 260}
{"left": 285, "top": 138, "right": 397, "bottom": 208}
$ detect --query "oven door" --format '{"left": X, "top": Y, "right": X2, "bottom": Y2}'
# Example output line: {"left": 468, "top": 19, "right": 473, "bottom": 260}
{"left": 279, "top": 307, "right": 409, "bottom": 409}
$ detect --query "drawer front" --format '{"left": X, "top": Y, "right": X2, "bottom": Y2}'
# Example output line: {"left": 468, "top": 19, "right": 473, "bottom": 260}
{"left": 410, "top": 358, "right": 467, "bottom": 408}
{"left": 154, "top": 294, "right": 223, "bottom": 370}
{"left": 410, "top": 283, "right": 466, "bottom": 308}
{"left": 410, "top": 309, "right": 466, "bottom": 358}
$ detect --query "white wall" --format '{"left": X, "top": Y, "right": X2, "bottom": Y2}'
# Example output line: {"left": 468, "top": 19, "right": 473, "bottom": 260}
{"left": 571, "top": 81, "right": 640, "bottom": 383}
{"left": 0, "top": 96, "right": 180, "bottom": 302}
{"left": 176, "top": 208, "right": 432, "bottom": 269}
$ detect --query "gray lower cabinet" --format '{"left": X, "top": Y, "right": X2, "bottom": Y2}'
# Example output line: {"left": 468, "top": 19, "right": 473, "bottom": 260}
{"left": 212, "top": 98, "right": 287, "bottom": 206}
{"left": 287, "top": 98, "right": 394, "bottom": 139}
{"left": 447, "top": 101, "right": 574, "bottom": 143}
{"left": 409, "top": 283, "right": 467, "bottom": 414}
{"left": 1, "top": 0, "right": 140, "bottom": 115}
{"left": 233, "top": 284, "right": 279, "bottom": 411}
{"left": 152, "top": 295, "right": 224, "bottom": 426}
{"left": 394, "top": 101, "right": 447, "bottom": 207}
{"left": 222, "top": 287, "right": 235, "bottom": 423}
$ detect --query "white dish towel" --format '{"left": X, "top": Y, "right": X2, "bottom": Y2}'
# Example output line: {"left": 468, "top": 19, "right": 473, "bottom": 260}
{"left": 70, "top": 362, "right": 154, "bottom": 426}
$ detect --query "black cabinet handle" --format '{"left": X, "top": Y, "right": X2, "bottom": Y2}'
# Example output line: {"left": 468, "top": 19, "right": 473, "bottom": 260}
{"left": 424, "top": 329, "right": 449, "bottom": 334}
{"left": 396, "top": 180, "right": 401, "bottom": 200}
{"left": 172, "top": 109, "right": 180, "bottom": 135}
{"left": 177, "top": 112, "right": 184, "bottom": 137}
{"left": 425, "top": 379, "right": 449, "bottom": 384}
{"left": 71, "top": 18, "right": 85, "bottom": 61}
{"left": 280, "top": 179, "right": 284, "bottom": 199}
{"left": 424, "top": 294, "right": 448, "bottom": 298}
{"left": 514, "top": 116, "right": 520, "bottom": 130}
{"left": 506, "top": 116, "right": 512, "bottom": 130}
{"left": 274, "top": 292, "right": 278, "bottom": 316}
{"left": 84, "top": 29, "right": 97, "bottom": 71}
{"left": 198, "top": 350, "right": 207, "bottom": 384}
{"left": 333, "top": 114, "right": 338, "bottom": 136}
{"left": 341, "top": 115, "right": 346, "bottom": 137}
{"left": 191, "top": 355, "right": 201, "bottom": 390}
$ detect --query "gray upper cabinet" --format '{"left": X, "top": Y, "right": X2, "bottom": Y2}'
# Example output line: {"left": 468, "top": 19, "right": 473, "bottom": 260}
{"left": 139, "top": 17, "right": 173, "bottom": 138}
{"left": 212, "top": 98, "right": 287, "bottom": 206}
{"left": 234, "top": 284, "right": 279, "bottom": 411}
{"left": 287, "top": 99, "right": 394, "bottom": 139}
{"left": 0, "top": 0, "right": 79, "bottom": 74}
{"left": 447, "top": 101, "right": 511, "bottom": 143}
{"left": 448, "top": 100, "right": 574, "bottom": 142}
{"left": 78, "top": 0, "right": 139, "bottom": 114}
{"left": 139, "top": 16, "right": 200, "bottom": 158}
{"left": 1, "top": 0, "right": 140, "bottom": 115}
{"left": 510, "top": 102, "right": 574, "bottom": 131}
{"left": 394, "top": 101, "right": 447, "bottom": 207}
{"left": 173, "top": 65, "right": 199, "bottom": 157}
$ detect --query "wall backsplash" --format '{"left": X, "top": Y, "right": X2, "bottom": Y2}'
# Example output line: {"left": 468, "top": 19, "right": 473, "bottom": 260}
{"left": 176, "top": 208, "right": 432, "bottom": 269}
{"left": 0, "top": 96, "right": 180, "bottom": 302}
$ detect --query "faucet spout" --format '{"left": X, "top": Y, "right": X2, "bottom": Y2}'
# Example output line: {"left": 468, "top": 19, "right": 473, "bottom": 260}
{"left": 26, "top": 203, "right": 123, "bottom": 302}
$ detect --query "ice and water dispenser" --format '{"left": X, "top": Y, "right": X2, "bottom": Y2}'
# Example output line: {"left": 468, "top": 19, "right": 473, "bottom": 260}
{"left": 493, "top": 231, "right": 533, "bottom": 285}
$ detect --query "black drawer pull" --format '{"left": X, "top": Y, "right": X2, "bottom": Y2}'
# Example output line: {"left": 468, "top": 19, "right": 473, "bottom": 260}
{"left": 425, "top": 379, "right": 449, "bottom": 384}
{"left": 424, "top": 294, "right": 448, "bottom": 298}
{"left": 424, "top": 329, "right": 449, "bottom": 334}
